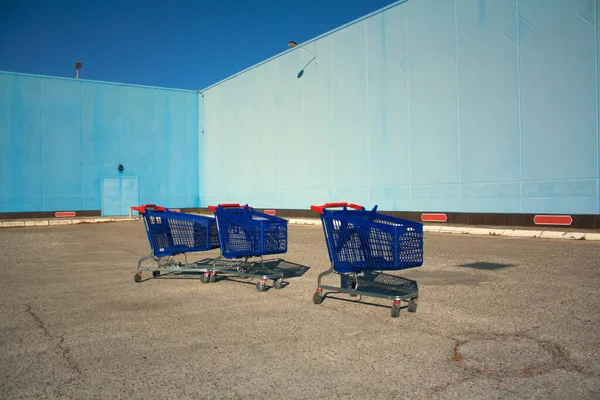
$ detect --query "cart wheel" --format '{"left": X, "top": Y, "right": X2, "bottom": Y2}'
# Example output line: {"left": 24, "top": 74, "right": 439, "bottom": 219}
{"left": 313, "top": 291, "right": 323, "bottom": 305}
{"left": 209, "top": 273, "right": 216, "bottom": 283}
{"left": 152, "top": 271, "right": 160, "bottom": 278}
{"left": 349, "top": 277, "right": 358, "bottom": 297}
{"left": 391, "top": 303, "right": 401, "bottom": 318}
{"left": 407, "top": 298, "right": 417, "bottom": 313}
{"left": 200, "top": 273, "right": 210, "bottom": 284}
{"left": 273, "top": 278, "right": 284, "bottom": 290}
{"left": 256, "top": 281, "right": 267, "bottom": 292}
{"left": 134, "top": 273, "right": 142, "bottom": 283}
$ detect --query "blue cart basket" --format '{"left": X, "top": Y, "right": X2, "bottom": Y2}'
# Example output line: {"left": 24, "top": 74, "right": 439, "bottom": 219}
{"left": 311, "top": 202, "right": 423, "bottom": 318}
{"left": 133, "top": 204, "right": 220, "bottom": 283}
{"left": 206, "top": 203, "right": 288, "bottom": 292}
{"left": 209, "top": 203, "right": 287, "bottom": 259}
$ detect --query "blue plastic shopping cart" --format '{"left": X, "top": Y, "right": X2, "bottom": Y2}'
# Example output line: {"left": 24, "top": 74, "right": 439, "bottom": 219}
{"left": 206, "top": 203, "right": 288, "bottom": 292}
{"left": 311, "top": 202, "right": 423, "bottom": 317}
{"left": 133, "top": 204, "right": 220, "bottom": 283}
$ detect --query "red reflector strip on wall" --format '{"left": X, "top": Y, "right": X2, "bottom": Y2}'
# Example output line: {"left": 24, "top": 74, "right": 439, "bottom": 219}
{"left": 55, "top": 212, "right": 76, "bottom": 218}
{"left": 264, "top": 210, "right": 276, "bottom": 216}
{"left": 533, "top": 215, "right": 573, "bottom": 226}
{"left": 421, "top": 213, "right": 447, "bottom": 222}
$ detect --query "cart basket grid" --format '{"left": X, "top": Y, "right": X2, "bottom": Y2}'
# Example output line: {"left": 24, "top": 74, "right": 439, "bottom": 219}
{"left": 320, "top": 208, "right": 423, "bottom": 273}
{"left": 212, "top": 205, "right": 288, "bottom": 259}
{"left": 139, "top": 208, "right": 220, "bottom": 257}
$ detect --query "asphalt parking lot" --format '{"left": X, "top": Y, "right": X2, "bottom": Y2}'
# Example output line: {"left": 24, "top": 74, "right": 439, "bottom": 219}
{"left": 1, "top": 221, "right": 599, "bottom": 399}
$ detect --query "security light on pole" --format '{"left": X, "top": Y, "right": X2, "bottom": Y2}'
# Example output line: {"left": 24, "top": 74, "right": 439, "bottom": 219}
{"left": 288, "top": 40, "right": 317, "bottom": 78}
{"left": 74, "top": 61, "right": 82, "bottom": 79}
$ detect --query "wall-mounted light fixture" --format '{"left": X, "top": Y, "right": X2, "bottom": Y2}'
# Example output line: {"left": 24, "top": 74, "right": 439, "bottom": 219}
{"left": 288, "top": 40, "right": 317, "bottom": 79}
{"left": 74, "top": 61, "right": 82, "bottom": 79}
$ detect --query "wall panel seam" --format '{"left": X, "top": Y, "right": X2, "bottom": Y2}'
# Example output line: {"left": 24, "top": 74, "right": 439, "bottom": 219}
{"left": 454, "top": 0, "right": 462, "bottom": 212}
{"left": 406, "top": 4, "right": 411, "bottom": 211}
{"left": 40, "top": 78, "right": 45, "bottom": 210}
{"left": 80, "top": 82, "right": 84, "bottom": 209}
{"left": 516, "top": 0, "right": 524, "bottom": 213}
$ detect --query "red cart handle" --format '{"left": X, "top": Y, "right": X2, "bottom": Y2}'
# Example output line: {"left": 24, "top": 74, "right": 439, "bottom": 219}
{"left": 208, "top": 203, "right": 249, "bottom": 212}
{"left": 310, "top": 202, "right": 364, "bottom": 214}
{"left": 132, "top": 204, "right": 166, "bottom": 214}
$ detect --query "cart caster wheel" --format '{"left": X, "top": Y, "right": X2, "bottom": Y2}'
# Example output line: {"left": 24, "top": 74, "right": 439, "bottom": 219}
{"left": 407, "top": 298, "right": 417, "bottom": 313}
{"left": 209, "top": 273, "right": 216, "bottom": 283}
{"left": 134, "top": 273, "right": 142, "bottom": 283}
{"left": 313, "top": 291, "right": 323, "bottom": 305}
{"left": 256, "top": 281, "right": 267, "bottom": 292}
{"left": 273, "top": 278, "right": 284, "bottom": 290}
{"left": 200, "top": 273, "right": 210, "bottom": 284}
{"left": 152, "top": 271, "right": 160, "bottom": 278}
{"left": 349, "top": 278, "right": 358, "bottom": 297}
{"left": 391, "top": 303, "right": 401, "bottom": 318}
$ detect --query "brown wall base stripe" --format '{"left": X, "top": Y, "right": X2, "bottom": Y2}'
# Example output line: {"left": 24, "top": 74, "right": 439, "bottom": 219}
{"left": 1, "top": 208, "right": 598, "bottom": 230}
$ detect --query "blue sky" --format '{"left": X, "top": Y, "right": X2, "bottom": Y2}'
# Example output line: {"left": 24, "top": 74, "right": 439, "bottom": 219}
{"left": 0, "top": 0, "right": 398, "bottom": 90}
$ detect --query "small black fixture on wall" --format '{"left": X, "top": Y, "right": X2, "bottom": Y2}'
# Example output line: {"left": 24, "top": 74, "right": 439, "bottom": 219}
{"left": 118, "top": 164, "right": 124, "bottom": 174}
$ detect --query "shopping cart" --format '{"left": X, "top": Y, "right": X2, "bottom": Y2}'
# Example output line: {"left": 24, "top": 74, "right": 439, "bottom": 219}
{"left": 207, "top": 203, "right": 288, "bottom": 292}
{"left": 133, "top": 204, "right": 220, "bottom": 283}
{"left": 310, "top": 202, "right": 423, "bottom": 317}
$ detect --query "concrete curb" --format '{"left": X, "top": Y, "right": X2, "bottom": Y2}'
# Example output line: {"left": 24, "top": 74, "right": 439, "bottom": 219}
{"left": 1, "top": 215, "right": 597, "bottom": 242}
{"left": 0, "top": 217, "right": 138, "bottom": 228}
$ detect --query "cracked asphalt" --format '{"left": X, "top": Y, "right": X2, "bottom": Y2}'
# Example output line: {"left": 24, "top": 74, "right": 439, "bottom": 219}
{"left": 1, "top": 221, "right": 599, "bottom": 399}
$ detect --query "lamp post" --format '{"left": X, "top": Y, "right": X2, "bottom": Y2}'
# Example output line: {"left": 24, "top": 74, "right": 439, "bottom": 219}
{"left": 74, "top": 61, "right": 82, "bottom": 79}
{"left": 288, "top": 40, "right": 316, "bottom": 57}
{"left": 288, "top": 41, "right": 317, "bottom": 78}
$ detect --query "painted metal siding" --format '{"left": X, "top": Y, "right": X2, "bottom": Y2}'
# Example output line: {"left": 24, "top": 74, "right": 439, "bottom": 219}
{"left": 0, "top": 72, "right": 199, "bottom": 213}
{"left": 200, "top": 0, "right": 600, "bottom": 214}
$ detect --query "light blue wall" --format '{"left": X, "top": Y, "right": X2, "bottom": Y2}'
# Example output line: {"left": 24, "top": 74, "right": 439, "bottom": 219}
{"left": 0, "top": 71, "right": 199, "bottom": 212}
{"left": 199, "top": 0, "right": 600, "bottom": 214}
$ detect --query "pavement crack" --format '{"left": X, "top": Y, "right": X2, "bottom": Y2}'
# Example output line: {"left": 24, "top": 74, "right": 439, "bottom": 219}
{"left": 448, "top": 331, "right": 598, "bottom": 379}
{"left": 429, "top": 375, "right": 475, "bottom": 394}
{"left": 451, "top": 339, "right": 467, "bottom": 362}
{"left": 25, "top": 304, "right": 82, "bottom": 378}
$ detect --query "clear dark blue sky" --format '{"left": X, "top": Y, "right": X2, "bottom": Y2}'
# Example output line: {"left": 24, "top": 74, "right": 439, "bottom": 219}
{"left": 0, "top": 0, "right": 398, "bottom": 90}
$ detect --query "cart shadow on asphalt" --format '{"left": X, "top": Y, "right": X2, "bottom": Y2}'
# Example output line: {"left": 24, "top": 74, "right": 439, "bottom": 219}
{"left": 206, "top": 258, "right": 311, "bottom": 290}
{"left": 144, "top": 258, "right": 310, "bottom": 289}
{"left": 398, "top": 262, "right": 517, "bottom": 286}
{"left": 456, "top": 261, "right": 515, "bottom": 271}
{"left": 317, "top": 292, "right": 409, "bottom": 310}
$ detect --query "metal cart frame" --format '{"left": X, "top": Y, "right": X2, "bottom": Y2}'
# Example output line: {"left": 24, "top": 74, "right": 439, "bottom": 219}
{"left": 310, "top": 202, "right": 423, "bottom": 317}
{"left": 133, "top": 204, "right": 221, "bottom": 283}
{"left": 204, "top": 203, "right": 288, "bottom": 292}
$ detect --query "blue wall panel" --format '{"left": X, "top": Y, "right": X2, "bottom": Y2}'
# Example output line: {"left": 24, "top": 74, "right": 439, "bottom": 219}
{"left": 120, "top": 86, "right": 154, "bottom": 205}
{"left": 372, "top": 5, "right": 411, "bottom": 211}
{"left": 519, "top": 0, "right": 598, "bottom": 213}
{"left": 331, "top": 22, "right": 368, "bottom": 196}
{"left": 199, "top": 0, "right": 600, "bottom": 215}
{"left": 303, "top": 40, "right": 333, "bottom": 201}
{"left": 186, "top": 92, "right": 200, "bottom": 207}
{"left": 0, "top": 74, "right": 43, "bottom": 211}
{"left": 406, "top": 0, "right": 460, "bottom": 211}
{"left": 0, "top": 72, "right": 199, "bottom": 213}
{"left": 594, "top": 0, "right": 600, "bottom": 214}
{"left": 42, "top": 78, "right": 83, "bottom": 211}
{"left": 456, "top": 0, "right": 521, "bottom": 213}
{"left": 82, "top": 82, "right": 120, "bottom": 210}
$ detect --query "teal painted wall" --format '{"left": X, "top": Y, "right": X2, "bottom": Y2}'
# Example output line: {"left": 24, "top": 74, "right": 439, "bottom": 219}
{"left": 2, "top": 0, "right": 599, "bottom": 216}
{"left": 199, "top": 0, "right": 600, "bottom": 214}
{"left": 0, "top": 71, "right": 199, "bottom": 213}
